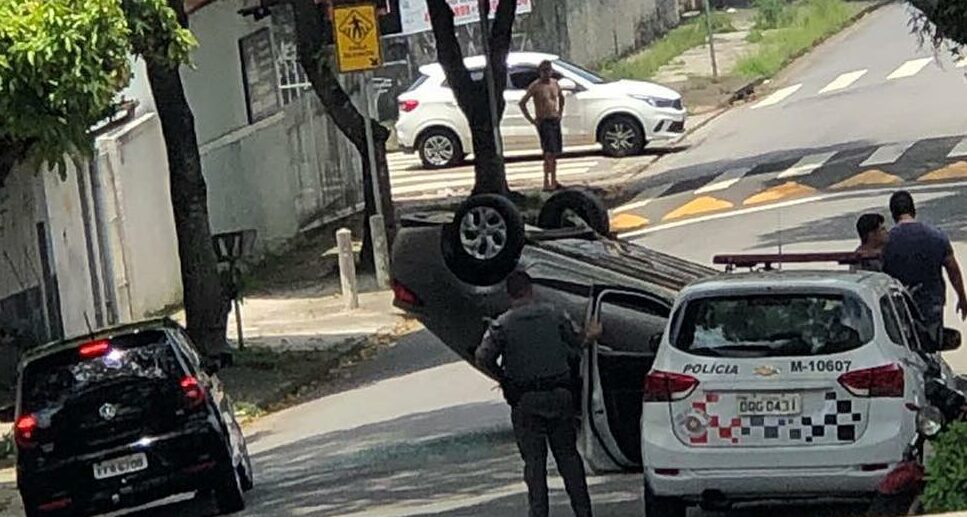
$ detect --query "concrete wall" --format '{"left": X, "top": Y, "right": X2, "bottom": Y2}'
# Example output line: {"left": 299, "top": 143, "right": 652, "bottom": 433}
{"left": 0, "top": 164, "right": 48, "bottom": 341}
{"left": 94, "top": 114, "right": 183, "bottom": 321}
{"left": 183, "top": 2, "right": 365, "bottom": 254}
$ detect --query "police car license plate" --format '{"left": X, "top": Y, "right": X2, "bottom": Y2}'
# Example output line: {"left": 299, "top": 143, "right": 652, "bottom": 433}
{"left": 93, "top": 453, "right": 148, "bottom": 480}
{"left": 737, "top": 393, "right": 802, "bottom": 416}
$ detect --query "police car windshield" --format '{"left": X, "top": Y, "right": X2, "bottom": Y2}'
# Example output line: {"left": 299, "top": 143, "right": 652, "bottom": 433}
{"left": 21, "top": 331, "right": 180, "bottom": 413}
{"left": 672, "top": 293, "right": 874, "bottom": 358}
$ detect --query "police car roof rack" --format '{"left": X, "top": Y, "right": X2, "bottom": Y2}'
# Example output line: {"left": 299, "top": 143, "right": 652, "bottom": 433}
{"left": 713, "top": 251, "right": 877, "bottom": 273}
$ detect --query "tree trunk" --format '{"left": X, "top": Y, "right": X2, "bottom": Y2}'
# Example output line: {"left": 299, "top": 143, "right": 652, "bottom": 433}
{"left": 426, "top": 0, "right": 518, "bottom": 195}
{"left": 145, "top": 0, "right": 229, "bottom": 356}
{"left": 288, "top": 0, "right": 396, "bottom": 271}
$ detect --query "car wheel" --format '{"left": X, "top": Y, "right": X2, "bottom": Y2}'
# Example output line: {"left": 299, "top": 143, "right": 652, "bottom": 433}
{"left": 537, "top": 189, "right": 610, "bottom": 235}
{"left": 418, "top": 128, "right": 464, "bottom": 169}
{"left": 643, "top": 483, "right": 686, "bottom": 517}
{"left": 441, "top": 194, "right": 525, "bottom": 286}
{"left": 599, "top": 115, "right": 645, "bottom": 157}
{"left": 214, "top": 463, "right": 246, "bottom": 514}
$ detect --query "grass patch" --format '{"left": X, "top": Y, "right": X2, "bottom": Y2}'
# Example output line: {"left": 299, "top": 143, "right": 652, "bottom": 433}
{"left": 601, "top": 13, "right": 736, "bottom": 80}
{"left": 736, "top": 0, "right": 861, "bottom": 78}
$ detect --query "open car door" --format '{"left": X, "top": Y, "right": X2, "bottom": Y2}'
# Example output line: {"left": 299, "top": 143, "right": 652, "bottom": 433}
{"left": 580, "top": 285, "right": 672, "bottom": 473}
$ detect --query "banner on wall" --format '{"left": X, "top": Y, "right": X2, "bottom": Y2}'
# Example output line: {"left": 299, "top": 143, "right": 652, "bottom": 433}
{"left": 397, "top": 0, "right": 532, "bottom": 36}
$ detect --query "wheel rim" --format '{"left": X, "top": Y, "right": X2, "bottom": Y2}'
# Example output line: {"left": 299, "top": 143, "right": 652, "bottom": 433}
{"left": 459, "top": 206, "right": 507, "bottom": 260}
{"left": 423, "top": 135, "right": 454, "bottom": 166}
{"left": 604, "top": 122, "right": 637, "bottom": 152}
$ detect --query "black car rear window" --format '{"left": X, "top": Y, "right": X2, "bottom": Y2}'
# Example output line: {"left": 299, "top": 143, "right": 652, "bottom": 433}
{"left": 672, "top": 293, "right": 874, "bottom": 358}
{"left": 21, "top": 330, "right": 181, "bottom": 413}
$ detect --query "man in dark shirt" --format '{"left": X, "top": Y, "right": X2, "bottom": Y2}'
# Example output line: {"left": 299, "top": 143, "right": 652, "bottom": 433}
{"left": 852, "top": 213, "right": 888, "bottom": 272}
{"left": 882, "top": 191, "right": 967, "bottom": 342}
{"left": 476, "top": 271, "right": 598, "bottom": 517}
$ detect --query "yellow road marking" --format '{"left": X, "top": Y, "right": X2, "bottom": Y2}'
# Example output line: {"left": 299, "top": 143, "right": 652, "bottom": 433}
{"left": 918, "top": 161, "right": 967, "bottom": 182}
{"left": 830, "top": 169, "right": 903, "bottom": 190}
{"left": 743, "top": 181, "right": 817, "bottom": 206}
{"left": 662, "top": 196, "right": 733, "bottom": 221}
{"left": 610, "top": 213, "right": 649, "bottom": 231}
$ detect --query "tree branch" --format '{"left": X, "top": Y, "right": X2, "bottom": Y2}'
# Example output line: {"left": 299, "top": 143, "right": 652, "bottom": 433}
{"left": 426, "top": 0, "right": 474, "bottom": 106}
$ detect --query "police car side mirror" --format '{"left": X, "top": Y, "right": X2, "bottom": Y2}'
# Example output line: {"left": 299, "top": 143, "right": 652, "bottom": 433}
{"left": 940, "top": 328, "right": 961, "bottom": 352}
{"left": 559, "top": 78, "right": 579, "bottom": 92}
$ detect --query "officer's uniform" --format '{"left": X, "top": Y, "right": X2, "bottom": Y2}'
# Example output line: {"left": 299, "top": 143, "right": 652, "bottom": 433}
{"left": 476, "top": 300, "right": 593, "bottom": 517}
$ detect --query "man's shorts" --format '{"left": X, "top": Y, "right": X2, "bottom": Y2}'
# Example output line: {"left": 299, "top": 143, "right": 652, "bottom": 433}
{"left": 537, "top": 118, "right": 563, "bottom": 155}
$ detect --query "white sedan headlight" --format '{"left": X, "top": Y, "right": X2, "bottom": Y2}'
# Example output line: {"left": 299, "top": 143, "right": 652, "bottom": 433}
{"left": 631, "top": 95, "right": 680, "bottom": 109}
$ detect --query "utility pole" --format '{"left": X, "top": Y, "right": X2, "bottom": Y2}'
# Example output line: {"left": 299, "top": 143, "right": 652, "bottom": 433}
{"left": 703, "top": 0, "right": 719, "bottom": 79}
{"left": 477, "top": 0, "right": 504, "bottom": 157}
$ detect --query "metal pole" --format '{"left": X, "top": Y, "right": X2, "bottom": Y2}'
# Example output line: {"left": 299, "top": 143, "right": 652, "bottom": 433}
{"left": 363, "top": 73, "right": 392, "bottom": 289}
{"left": 477, "top": 0, "right": 504, "bottom": 157}
{"left": 362, "top": 72, "right": 382, "bottom": 215}
{"left": 703, "top": 0, "right": 719, "bottom": 79}
{"left": 233, "top": 298, "right": 244, "bottom": 351}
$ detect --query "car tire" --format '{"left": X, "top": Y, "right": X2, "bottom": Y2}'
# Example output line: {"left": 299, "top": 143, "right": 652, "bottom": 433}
{"left": 643, "top": 483, "right": 686, "bottom": 517}
{"left": 537, "top": 189, "right": 610, "bottom": 235}
{"left": 214, "top": 463, "right": 246, "bottom": 514}
{"left": 418, "top": 128, "right": 464, "bottom": 169}
{"left": 441, "top": 194, "right": 525, "bottom": 286}
{"left": 599, "top": 115, "right": 645, "bottom": 157}
{"left": 239, "top": 430, "right": 254, "bottom": 492}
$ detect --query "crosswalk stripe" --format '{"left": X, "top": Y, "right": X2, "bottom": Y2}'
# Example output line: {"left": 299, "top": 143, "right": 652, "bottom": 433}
{"left": 391, "top": 161, "right": 598, "bottom": 186}
{"left": 859, "top": 142, "right": 915, "bottom": 167}
{"left": 611, "top": 183, "right": 674, "bottom": 214}
{"left": 392, "top": 166, "right": 603, "bottom": 195}
{"left": 751, "top": 84, "right": 802, "bottom": 109}
{"left": 776, "top": 152, "right": 837, "bottom": 179}
{"left": 948, "top": 137, "right": 967, "bottom": 158}
{"left": 818, "top": 70, "right": 868, "bottom": 94}
{"left": 694, "top": 167, "right": 752, "bottom": 194}
{"left": 887, "top": 58, "right": 933, "bottom": 80}
{"left": 390, "top": 158, "right": 601, "bottom": 179}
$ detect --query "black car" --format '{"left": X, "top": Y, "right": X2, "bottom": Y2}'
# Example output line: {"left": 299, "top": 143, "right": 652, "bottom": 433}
{"left": 13, "top": 318, "right": 253, "bottom": 516}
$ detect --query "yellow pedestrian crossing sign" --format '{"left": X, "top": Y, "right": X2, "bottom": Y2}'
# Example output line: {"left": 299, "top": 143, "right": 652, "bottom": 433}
{"left": 333, "top": 3, "right": 383, "bottom": 73}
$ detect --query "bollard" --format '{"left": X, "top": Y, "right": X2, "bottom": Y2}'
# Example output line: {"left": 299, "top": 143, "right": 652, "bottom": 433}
{"left": 369, "top": 214, "right": 391, "bottom": 290}
{"left": 336, "top": 228, "right": 359, "bottom": 310}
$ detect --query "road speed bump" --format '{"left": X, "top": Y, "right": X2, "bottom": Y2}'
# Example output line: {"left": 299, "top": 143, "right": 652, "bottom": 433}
{"left": 662, "top": 196, "right": 733, "bottom": 221}
{"left": 918, "top": 161, "right": 967, "bottom": 182}
{"left": 743, "top": 181, "right": 817, "bottom": 206}
{"left": 610, "top": 213, "right": 649, "bottom": 232}
{"left": 830, "top": 169, "right": 903, "bottom": 190}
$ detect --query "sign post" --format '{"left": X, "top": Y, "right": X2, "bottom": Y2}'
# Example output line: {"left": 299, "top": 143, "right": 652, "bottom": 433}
{"left": 334, "top": 2, "right": 391, "bottom": 289}
{"left": 703, "top": 0, "right": 719, "bottom": 79}
{"left": 212, "top": 230, "right": 257, "bottom": 351}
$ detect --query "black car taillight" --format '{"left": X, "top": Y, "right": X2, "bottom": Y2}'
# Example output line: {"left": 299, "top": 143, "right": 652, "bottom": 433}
{"left": 391, "top": 279, "right": 422, "bottom": 306}
{"left": 180, "top": 376, "right": 207, "bottom": 410}
{"left": 15, "top": 413, "right": 38, "bottom": 449}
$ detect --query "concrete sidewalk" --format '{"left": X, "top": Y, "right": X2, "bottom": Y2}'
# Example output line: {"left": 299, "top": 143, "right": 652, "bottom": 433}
{"left": 226, "top": 288, "right": 414, "bottom": 352}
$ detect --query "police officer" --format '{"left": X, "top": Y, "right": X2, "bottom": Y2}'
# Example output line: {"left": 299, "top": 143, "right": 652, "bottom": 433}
{"left": 475, "top": 271, "right": 599, "bottom": 517}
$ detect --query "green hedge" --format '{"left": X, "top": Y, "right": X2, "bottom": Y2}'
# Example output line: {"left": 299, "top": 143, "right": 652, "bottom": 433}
{"left": 922, "top": 420, "right": 967, "bottom": 513}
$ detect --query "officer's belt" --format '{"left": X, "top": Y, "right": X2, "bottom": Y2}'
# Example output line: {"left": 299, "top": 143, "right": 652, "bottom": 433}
{"left": 506, "top": 373, "right": 573, "bottom": 394}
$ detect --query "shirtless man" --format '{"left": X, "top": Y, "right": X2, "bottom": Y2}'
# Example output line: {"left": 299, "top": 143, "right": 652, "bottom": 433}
{"left": 519, "top": 61, "right": 565, "bottom": 191}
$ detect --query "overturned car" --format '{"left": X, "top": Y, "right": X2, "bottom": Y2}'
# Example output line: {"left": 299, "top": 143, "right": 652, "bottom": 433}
{"left": 390, "top": 191, "right": 715, "bottom": 473}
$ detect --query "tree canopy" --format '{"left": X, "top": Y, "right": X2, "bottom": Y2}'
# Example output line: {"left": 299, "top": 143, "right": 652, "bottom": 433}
{"left": 909, "top": 0, "right": 967, "bottom": 50}
{"left": 0, "top": 0, "right": 195, "bottom": 179}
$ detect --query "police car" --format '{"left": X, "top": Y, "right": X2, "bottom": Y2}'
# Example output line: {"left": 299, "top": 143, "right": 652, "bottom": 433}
{"left": 637, "top": 253, "right": 962, "bottom": 516}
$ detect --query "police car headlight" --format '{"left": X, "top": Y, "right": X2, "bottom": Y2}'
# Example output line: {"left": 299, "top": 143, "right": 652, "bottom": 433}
{"left": 917, "top": 405, "right": 945, "bottom": 437}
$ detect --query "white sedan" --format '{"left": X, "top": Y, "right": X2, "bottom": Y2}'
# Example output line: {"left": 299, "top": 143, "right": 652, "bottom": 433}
{"left": 395, "top": 52, "right": 687, "bottom": 169}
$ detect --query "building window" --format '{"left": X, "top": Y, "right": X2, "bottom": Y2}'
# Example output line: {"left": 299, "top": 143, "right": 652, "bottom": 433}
{"left": 239, "top": 27, "right": 283, "bottom": 123}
